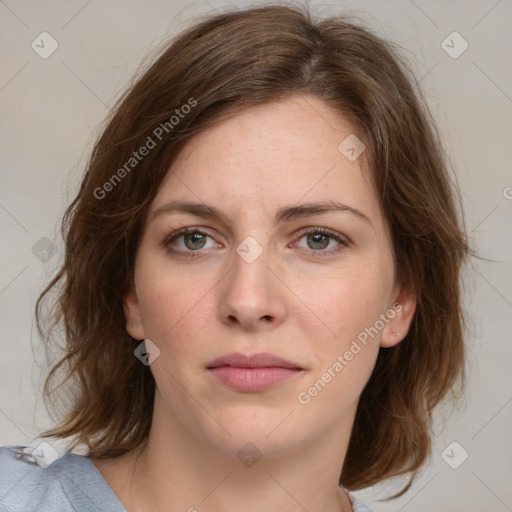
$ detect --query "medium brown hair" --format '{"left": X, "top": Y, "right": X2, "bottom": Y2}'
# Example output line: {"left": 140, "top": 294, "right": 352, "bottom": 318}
{"left": 35, "top": 3, "right": 471, "bottom": 495}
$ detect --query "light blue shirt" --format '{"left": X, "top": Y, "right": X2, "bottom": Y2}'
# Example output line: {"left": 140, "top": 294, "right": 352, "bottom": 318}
{"left": 0, "top": 445, "right": 374, "bottom": 511}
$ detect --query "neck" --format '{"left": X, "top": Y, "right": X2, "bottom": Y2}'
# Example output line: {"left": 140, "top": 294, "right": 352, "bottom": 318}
{"left": 92, "top": 391, "right": 356, "bottom": 512}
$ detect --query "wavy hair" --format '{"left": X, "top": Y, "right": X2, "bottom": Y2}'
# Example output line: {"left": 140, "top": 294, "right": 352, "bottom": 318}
{"left": 35, "top": 4, "right": 472, "bottom": 496}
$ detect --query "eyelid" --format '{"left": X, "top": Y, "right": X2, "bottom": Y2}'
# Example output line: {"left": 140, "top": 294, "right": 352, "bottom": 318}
{"left": 294, "top": 226, "right": 349, "bottom": 243}
{"left": 162, "top": 226, "right": 218, "bottom": 249}
{"left": 292, "top": 226, "right": 349, "bottom": 256}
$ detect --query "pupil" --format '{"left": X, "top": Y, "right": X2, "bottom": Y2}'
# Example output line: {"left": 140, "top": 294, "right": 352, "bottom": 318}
{"left": 309, "top": 233, "right": 328, "bottom": 250}
{"left": 186, "top": 233, "right": 205, "bottom": 249}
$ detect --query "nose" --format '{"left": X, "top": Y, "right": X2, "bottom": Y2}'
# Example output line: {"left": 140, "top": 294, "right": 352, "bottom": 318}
{"left": 218, "top": 241, "right": 287, "bottom": 331}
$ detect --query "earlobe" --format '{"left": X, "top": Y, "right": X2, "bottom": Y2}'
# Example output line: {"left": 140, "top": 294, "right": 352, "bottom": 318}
{"left": 123, "top": 288, "right": 145, "bottom": 340}
{"left": 380, "top": 283, "right": 416, "bottom": 348}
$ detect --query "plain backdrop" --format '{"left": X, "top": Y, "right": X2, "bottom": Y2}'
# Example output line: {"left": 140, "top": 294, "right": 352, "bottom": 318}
{"left": 1, "top": 1, "right": 511, "bottom": 510}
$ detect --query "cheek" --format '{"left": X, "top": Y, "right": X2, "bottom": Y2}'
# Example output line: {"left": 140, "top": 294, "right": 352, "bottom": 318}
{"left": 296, "top": 266, "right": 392, "bottom": 347}
{"left": 294, "top": 274, "right": 385, "bottom": 410}
{"left": 136, "top": 262, "right": 215, "bottom": 360}
{"left": 292, "top": 266, "right": 391, "bottom": 405}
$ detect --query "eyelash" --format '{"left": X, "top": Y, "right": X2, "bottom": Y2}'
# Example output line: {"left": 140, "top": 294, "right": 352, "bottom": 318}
{"left": 163, "top": 227, "right": 348, "bottom": 258}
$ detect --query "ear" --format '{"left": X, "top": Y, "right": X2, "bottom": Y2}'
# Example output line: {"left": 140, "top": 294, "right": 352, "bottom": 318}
{"left": 123, "top": 287, "right": 145, "bottom": 340}
{"left": 380, "top": 282, "right": 416, "bottom": 348}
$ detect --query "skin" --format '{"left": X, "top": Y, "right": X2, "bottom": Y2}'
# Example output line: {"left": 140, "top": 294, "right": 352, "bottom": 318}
{"left": 91, "top": 95, "right": 416, "bottom": 512}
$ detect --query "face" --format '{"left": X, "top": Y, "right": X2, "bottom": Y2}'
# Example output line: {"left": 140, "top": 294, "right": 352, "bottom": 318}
{"left": 124, "top": 95, "right": 416, "bottom": 459}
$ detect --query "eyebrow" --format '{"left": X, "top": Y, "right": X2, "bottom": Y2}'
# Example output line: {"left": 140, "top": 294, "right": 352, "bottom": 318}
{"left": 152, "top": 200, "right": 372, "bottom": 226}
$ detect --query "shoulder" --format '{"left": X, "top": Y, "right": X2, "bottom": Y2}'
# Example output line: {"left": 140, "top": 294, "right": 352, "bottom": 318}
{"left": 348, "top": 492, "right": 375, "bottom": 512}
{"left": 0, "top": 445, "right": 125, "bottom": 512}
{"left": 0, "top": 444, "right": 75, "bottom": 512}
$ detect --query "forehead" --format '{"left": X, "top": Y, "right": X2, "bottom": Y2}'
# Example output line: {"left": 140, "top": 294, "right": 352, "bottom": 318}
{"left": 150, "top": 95, "right": 380, "bottom": 225}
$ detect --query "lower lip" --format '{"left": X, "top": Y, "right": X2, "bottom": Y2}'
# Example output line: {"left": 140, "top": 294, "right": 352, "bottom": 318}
{"left": 208, "top": 366, "right": 302, "bottom": 392}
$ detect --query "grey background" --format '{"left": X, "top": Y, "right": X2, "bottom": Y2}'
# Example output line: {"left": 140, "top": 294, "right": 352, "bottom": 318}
{"left": 1, "top": 1, "right": 511, "bottom": 510}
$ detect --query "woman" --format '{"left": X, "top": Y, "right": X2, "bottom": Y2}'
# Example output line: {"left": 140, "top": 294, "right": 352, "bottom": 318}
{"left": 0, "top": 5, "right": 470, "bottom": 511}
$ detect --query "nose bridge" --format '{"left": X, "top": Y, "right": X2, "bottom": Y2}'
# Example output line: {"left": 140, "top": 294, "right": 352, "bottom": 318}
{"left": 219, "top": 233, "right": 285, "bottom": 328}
{"left": 231, "top": 234, "right": 273, "bottom": 302}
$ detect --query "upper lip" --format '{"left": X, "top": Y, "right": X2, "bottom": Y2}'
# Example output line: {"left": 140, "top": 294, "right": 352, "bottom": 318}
{"left": 207, "top": 352, "right": 303, "bottom": 370}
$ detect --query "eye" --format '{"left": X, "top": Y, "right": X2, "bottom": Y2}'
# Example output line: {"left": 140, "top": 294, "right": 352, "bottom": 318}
{"left": 163, "top": 226, "right": 348, "bottom": 258}
{"left": 163, "top": 227, "right": 218, "bottom": 256}
{"left": 294, "top": 227, "right": 348, "bottom": 256}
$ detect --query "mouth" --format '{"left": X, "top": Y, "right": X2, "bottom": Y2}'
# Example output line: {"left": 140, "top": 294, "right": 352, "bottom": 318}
{"left": 206, "top": 352, "right": 304, "bottom": 393}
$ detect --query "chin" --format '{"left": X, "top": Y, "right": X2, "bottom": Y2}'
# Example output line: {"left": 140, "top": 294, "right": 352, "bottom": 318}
{"left": 199, "top": 405, "right": 309, "bottom": 460}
